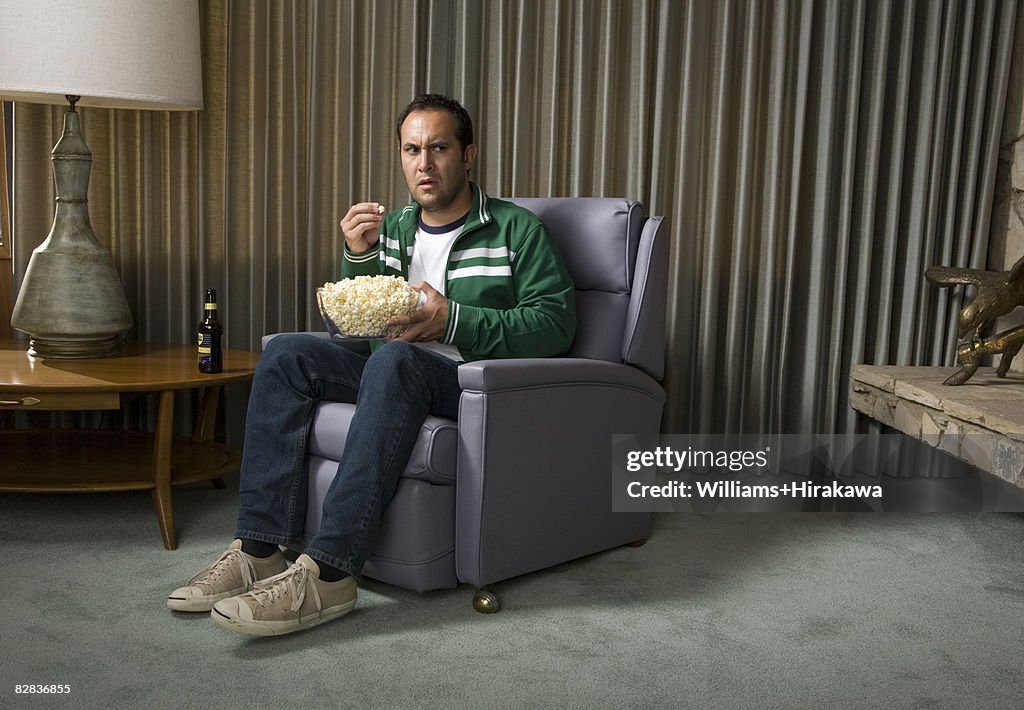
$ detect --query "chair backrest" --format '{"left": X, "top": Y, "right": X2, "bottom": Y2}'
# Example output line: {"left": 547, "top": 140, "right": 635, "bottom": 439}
{"left": 506, "top": 197, "right": 668, "bottom": 380}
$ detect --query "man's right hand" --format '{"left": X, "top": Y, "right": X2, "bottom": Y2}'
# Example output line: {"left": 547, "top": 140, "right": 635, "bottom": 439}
{"left": 340, "top": 202, "right": 385, "bottom": 253}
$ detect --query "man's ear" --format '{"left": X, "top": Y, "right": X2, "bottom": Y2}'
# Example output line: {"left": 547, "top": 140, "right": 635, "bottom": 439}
{"left": 463, "top": 144, "right": 478, "bottom": 173}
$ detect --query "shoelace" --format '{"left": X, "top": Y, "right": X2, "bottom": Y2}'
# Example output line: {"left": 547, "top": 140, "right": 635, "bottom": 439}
{"left": 187, "top": 548, "right": 257, "bottom": 590}
{"left": 248, "top": 562, "right": 322, "bottom": 613}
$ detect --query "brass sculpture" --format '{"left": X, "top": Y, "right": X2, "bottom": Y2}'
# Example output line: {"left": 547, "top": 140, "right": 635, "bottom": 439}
{"left": 925, "top": 254, "right": 1024, "bottom": 385}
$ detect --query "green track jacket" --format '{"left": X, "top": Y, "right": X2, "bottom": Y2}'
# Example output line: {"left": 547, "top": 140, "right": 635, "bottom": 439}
{"left": 342, "top": 183, "right": 577, "bottom": 362}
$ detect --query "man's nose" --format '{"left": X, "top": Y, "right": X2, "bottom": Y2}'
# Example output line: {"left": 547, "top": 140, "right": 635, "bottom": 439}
{"left": 417, "top": 151, "right": 433, "bottom": 172}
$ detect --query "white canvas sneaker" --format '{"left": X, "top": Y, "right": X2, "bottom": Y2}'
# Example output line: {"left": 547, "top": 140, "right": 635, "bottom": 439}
{"left": 211, "top": 555, "right": 357, "bottom": 636}
{"left": 166, "top": 540, "right": 288, "bottom": 612}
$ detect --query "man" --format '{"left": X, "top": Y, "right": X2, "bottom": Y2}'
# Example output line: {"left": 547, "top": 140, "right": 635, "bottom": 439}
{"left": 166, "top": 94, "right": 576, "bottom": 636}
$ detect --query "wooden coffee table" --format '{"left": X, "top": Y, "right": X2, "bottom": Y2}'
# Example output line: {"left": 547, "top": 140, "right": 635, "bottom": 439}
{"left": 0, "top": 340, "right": 260, "bottom": 549}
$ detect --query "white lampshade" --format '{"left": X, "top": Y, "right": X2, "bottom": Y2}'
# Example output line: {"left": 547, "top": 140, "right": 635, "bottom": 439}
{"left": 0, "top": 0, "right": 203, "bottom": 111}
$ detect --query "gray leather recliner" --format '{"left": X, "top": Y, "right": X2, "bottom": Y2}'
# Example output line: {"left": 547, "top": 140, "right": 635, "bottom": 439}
{"left": 264, "top": 197, "right": 668, "bottom": 611}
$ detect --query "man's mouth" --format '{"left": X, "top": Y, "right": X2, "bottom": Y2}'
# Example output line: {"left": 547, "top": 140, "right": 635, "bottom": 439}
{"left": 418, "top": 178, "right": 437, "bottom": 189}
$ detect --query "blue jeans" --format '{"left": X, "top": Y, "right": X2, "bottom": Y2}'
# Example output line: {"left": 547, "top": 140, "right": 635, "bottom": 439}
{"left": 234, "top": 334, "right": 462, "bottom": 579}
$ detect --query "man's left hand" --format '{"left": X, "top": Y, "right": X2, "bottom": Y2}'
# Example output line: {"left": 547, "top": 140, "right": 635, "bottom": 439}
{"left": 387, "top": 282, "right": 448, "bottom": 343}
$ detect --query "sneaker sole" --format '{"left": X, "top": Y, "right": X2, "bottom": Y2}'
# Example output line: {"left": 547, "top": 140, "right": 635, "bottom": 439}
{"left": 210, "top": 600, "right": 357, "bottom": 636}
{"left": 166, "top": 589, "right": 246, "bottom": 613}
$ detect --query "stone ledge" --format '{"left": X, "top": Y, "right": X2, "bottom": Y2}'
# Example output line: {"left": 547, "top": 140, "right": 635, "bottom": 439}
{"left": 850, "top": 365, "right": 1024, "bottom": 488}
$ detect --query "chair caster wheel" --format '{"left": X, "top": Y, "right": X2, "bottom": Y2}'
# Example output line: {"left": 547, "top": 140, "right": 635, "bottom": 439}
{"left": 473, "top": 589, "right": 500, "bottom": 614}
{"left": 626, "top": 538, "right": 647, "bottom": 548}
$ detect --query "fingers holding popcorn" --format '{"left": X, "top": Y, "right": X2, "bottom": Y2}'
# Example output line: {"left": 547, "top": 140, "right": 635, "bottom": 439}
{"left": 339, "top": 202, "right": 386, "bottom": 253}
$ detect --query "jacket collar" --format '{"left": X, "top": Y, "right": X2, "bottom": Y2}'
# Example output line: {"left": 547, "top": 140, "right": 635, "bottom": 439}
{"left": 398, "top": 182, "right": 491, "bottom": 237}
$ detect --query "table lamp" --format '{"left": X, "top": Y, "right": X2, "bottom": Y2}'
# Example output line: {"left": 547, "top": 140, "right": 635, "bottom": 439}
{"left": 0, "top": 0, "right": 203, "bottom": 358}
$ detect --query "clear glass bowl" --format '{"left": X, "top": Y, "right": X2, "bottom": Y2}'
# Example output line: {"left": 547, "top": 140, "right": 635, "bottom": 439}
{"left": 315, "top": 286, "right": 421, "bottom": 341}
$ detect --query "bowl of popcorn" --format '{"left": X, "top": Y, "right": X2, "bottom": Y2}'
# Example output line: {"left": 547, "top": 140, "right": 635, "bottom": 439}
{"left": 317, "top": 275, "right": 422, "bottom": 340}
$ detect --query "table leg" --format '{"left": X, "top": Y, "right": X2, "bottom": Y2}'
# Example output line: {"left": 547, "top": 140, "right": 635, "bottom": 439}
{"left": 151, "top": 389, "right": 177, "bottom": 549}
{"left": 192, "top": 385, "right": 226, "bottom": 488}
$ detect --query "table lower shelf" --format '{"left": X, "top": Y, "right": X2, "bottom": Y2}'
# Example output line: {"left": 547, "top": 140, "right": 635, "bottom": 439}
{"left": 0, "top": 429, "right": 241, "bottom": 492}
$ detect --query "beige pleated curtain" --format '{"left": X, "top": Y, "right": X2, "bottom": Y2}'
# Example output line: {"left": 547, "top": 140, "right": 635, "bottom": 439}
{"left": 10, "top": 0, "right": 1020, "bottom": 438}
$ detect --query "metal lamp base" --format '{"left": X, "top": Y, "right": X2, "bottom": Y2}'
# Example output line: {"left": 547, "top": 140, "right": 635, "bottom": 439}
{"left": 27, "top": 335, "right": 123, "bottom": 359}
{"left": 10, "top": 97, "right": 133, "bottom": 358}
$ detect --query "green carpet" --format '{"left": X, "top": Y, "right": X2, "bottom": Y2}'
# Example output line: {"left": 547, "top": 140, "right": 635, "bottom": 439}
{"left": 2, "top": 478, "right": 1023, "bottom": 709}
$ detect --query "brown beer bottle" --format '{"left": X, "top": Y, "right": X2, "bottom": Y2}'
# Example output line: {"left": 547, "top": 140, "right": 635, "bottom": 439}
{"left": 197, "top": 288, "right": 223, "bottom": 373}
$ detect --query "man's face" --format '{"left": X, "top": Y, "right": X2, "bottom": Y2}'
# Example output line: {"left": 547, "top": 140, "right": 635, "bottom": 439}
{"left": 399, "top": 109, "right": 476, "bottom": 220}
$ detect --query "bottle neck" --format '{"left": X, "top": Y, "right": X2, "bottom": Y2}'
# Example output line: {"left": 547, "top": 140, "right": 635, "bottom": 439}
{"left": 203, "top": 289, "right": 219, "bottom": 321}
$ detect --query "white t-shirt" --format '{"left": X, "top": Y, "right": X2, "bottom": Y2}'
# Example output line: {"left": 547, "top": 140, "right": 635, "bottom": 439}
{"left": 407, "top": 214, "right": 465, "bottom": 362}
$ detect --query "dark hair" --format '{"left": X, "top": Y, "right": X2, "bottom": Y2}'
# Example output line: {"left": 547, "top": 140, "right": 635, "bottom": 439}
{"left": 396, "top": 94, "right": 474, "bottom": 150}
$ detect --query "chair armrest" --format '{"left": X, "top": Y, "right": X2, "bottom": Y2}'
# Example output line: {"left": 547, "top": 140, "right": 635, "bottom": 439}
{"left": 261, "top": 331, "right": 370, "bottom": 355}
{"left": 454, "top": 357, "right": 663, "bottom": 587}
{"left": 261, "top": 331, "right": 331, "bottom": 349}
{"left": 457, "top": 357, "right": 665, "bottom": 405}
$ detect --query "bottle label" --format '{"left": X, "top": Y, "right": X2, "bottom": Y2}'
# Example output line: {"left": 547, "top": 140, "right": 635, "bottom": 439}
{"left": 198, "top": 333, "right": 218, "bottom": 364}
{"left": 205, "top": 303, "right": 217, "bottom": 310}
